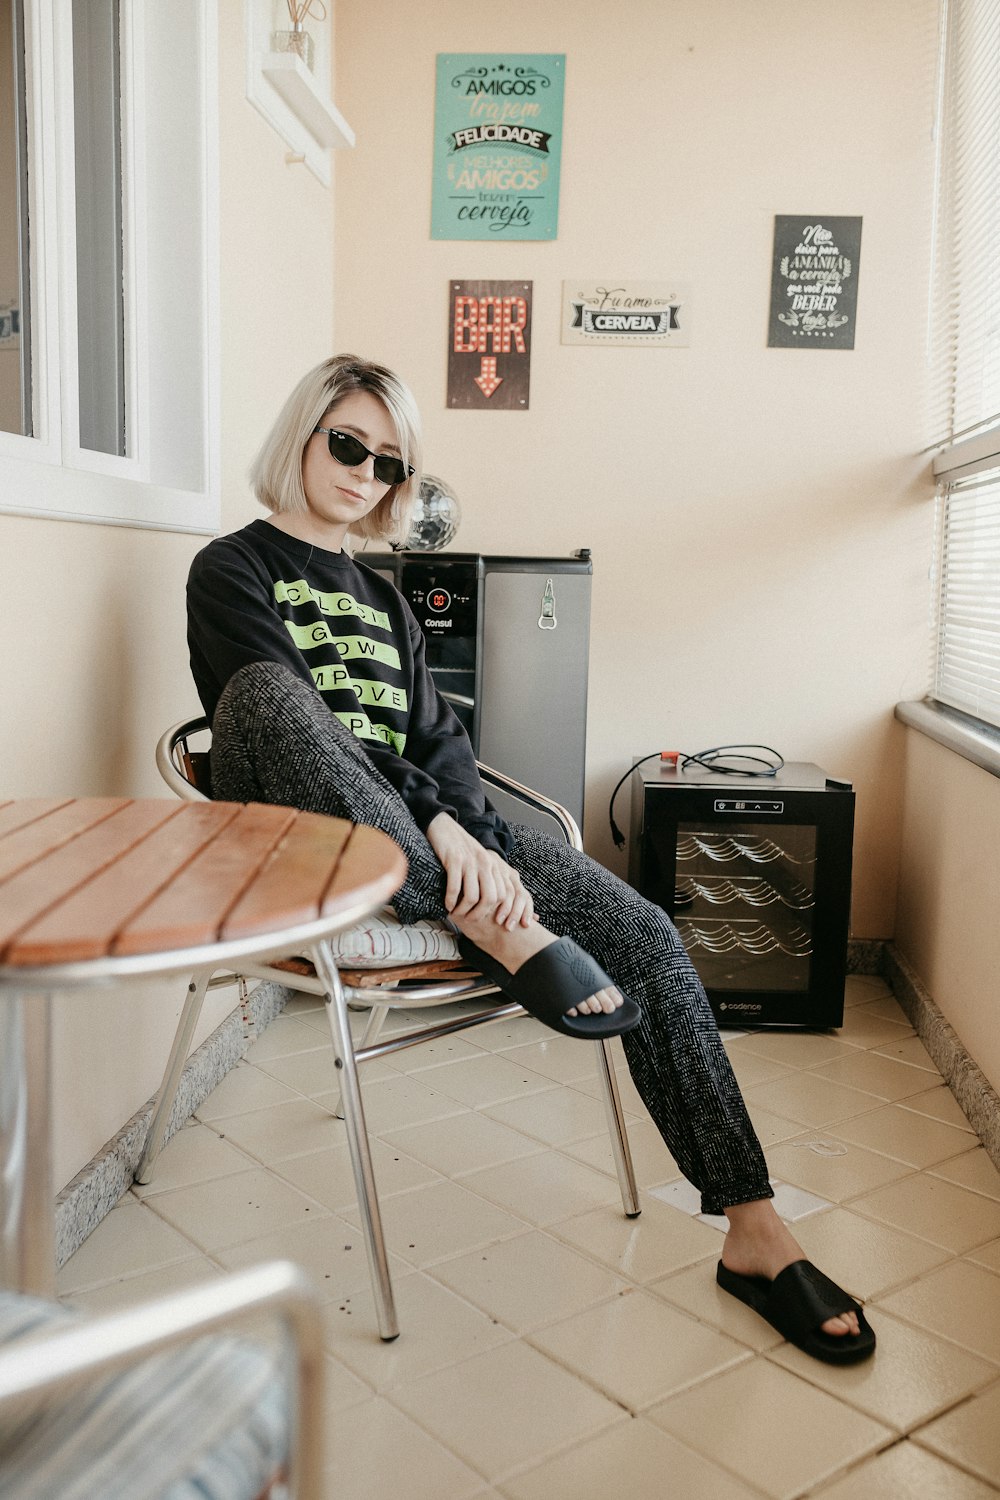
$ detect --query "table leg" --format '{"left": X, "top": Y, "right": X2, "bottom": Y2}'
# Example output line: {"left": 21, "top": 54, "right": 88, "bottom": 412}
{"left": 0, "top": 992, "right": 55, "bottom": 1294}
{"left": 135, "top": 969, "right": 212, "bottom": 1185}
{"left": 310, "top": 942, "right": 399, "bottom": 1342}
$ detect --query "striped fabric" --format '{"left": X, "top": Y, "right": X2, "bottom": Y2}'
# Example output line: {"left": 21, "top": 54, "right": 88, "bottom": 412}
{"left": 325, "top": 906, "right": 460, "bottom": 966}
{"left": 0, "top": 1291, "right": 289, "bottom": 1500}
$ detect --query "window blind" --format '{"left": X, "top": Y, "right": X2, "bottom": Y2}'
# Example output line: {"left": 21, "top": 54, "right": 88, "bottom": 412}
{"left": 934, "top": 468, "right": 1000, "bottom": 727}
{"left": 928, "top": 0, "right": 1000, "bottom": 448}
{"left": 927, "top": 0, "right": 1000, "bottom": 733}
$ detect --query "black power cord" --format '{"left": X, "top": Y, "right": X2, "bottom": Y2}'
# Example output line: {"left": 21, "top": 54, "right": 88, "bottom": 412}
{"left": 608, "top": 743, "right": 785, "bottom": 849}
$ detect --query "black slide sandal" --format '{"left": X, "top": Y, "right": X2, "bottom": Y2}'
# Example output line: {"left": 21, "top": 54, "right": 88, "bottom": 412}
{"left": 456, "top": 934, "right": 642, "bottom": 1039}
{"left": 717, "top": 1259, "right": 876, "bottom": 1365}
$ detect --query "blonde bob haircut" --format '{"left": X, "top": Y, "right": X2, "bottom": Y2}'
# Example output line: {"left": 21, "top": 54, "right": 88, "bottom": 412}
{"left": 249, "top": 353, "right": 422, "bottom": 545}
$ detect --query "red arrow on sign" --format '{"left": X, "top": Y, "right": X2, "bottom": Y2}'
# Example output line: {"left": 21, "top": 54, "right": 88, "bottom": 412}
{"left": 473, "top": 356, "right": 503, "bottom": 398}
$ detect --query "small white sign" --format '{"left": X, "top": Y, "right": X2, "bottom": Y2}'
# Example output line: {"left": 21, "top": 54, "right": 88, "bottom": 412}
{"left": 561, "top": 280, "right": 690, "bottom": 347}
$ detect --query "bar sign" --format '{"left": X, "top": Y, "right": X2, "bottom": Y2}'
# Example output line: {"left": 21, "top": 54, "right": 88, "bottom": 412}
{"left": 447, "top": 279, "right": 532, "bottom": 410}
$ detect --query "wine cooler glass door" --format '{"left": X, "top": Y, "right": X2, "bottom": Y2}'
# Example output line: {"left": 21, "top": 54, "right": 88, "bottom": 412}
{"left": 674, "top": 821, "right": 816, "bottom": 993}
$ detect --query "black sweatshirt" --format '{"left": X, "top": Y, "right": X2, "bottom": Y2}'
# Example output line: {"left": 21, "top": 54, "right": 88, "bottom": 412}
{"left": 186, "top": 519, "right": 512, "bottom": 855}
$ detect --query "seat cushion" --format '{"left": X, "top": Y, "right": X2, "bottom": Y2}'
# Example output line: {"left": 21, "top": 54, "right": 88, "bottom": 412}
{"left": 323, "top": 906, "right": 461, "bottom": 967}
{"left": 0, "top": 1290, "right": 288, "bottom": 1500}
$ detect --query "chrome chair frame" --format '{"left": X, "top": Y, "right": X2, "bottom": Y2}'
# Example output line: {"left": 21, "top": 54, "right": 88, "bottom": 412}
{"left": 142, "top": 716, "right": 640, "bottom": 1340}
{"left": 0, "top": 1260, "right": 324, "bottom": 1499}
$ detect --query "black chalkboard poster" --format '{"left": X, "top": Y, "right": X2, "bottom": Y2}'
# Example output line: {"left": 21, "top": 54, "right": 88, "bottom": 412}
{"left": 768, "top": 216, "right": 862, "bottom": 349}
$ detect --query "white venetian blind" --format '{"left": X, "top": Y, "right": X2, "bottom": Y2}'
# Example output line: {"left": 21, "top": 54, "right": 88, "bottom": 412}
{"left": 928, "top": 0, "right": 1000, "bottom": 446}
{"left": 934, "top": 469, "right": 1000, "bottom": 725}
{"left": 929, "top": 0, "right": 1000, "bottom": 731}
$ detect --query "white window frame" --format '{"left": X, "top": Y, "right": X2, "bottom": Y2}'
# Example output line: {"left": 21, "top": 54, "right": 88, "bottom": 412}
{"left": 0, "top": 0, "right": 220, "bottom": 534}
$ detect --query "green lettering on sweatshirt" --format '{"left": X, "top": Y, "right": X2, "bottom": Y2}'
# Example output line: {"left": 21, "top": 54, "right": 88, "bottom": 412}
{"left": 334, "top": 711, "right": 407, "bottom": 755}
{"left": 310, "top": 665, "right": 408, "bottom": 712}
{"left": 275, "top": 579, "right": 391, "bottom": 631}
{"left": 285, "top": 618, "right": 401, "bottom": 668}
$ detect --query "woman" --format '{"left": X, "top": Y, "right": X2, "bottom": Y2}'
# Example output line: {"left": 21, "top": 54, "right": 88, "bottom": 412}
{"left": 187, "top": 353, "right": 875, "bottom": 1366}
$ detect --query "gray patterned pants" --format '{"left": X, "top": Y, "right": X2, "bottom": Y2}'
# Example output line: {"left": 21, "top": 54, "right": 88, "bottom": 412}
{"left": 211, "top": 662, "right": 772, "bottom": 1215}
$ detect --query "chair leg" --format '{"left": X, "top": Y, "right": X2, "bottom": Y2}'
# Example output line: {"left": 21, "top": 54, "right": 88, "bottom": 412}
{"left": 134, "top": 970, "right": 211, "bottom": 1185}
{"left": 329, "top": 1001, "right": 391, "bottom": 1121}
{"left": 593, "top": 1040, "right": 641, "bottom": 1217}
{"left": 310, "top": 941, "right": 400, "bottom": 1342}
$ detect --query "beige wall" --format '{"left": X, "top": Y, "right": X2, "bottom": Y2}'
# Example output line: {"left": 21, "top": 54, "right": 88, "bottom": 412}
{"left": 896, "top": 731, "right": 1000, "bottom": 1094}
{"left": 0, "top": 0, "right": 337, "bottom": 1190}
{"left": 334, "top": 0, "right": 939, "bottom": 939}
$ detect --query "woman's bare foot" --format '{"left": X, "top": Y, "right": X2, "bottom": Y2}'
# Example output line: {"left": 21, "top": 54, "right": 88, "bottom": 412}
{"left": 722, "top": 1199, "right": 860, "bottom": 1338}
{"left": 453, "top": 909, "right": 624, "bottom": 1018}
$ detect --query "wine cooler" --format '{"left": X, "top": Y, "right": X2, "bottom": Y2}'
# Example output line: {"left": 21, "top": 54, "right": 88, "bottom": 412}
{"left": 628, "top": 760, "right": 855, "bottom": 1028}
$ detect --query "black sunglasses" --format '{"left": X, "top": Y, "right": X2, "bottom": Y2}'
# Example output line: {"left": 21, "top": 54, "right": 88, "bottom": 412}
{"left": 314, "top": 427, "right": 414, "bottom": 487}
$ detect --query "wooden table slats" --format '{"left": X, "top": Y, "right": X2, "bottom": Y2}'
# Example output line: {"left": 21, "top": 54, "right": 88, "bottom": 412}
{"left": 5, "top": 801, "right": 232, "bottom": 966}
{"left": 0, "top": 801, "right": 182, "bottom": 962}
{"left": 111, "top": 803, "right": 299, "bottom": 956}
{"left": 0, "top": 799, "right": 74, "bottom": 840}
{"left": 310, "top": 815, "right": 410, "bottom": 919}
{"left": 0, "top": 799, "right": 131, "bottom": 884}
{"left": 0, "top": 799, "right": 408, "bottom": 970}
{"left": 219, "top": 812, "right": 353, "bottom": 940}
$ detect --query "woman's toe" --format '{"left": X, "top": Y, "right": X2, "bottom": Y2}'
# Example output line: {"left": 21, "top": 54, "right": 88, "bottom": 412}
{"left": 567, "top": 988, "right": 625, "bottom": 1019}
{"left": 822, "top": 1310, "right": 860, "bottom": 1337}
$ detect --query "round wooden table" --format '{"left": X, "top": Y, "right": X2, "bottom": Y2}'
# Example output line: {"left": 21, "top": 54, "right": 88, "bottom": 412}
{"left": 0, "top": 797, "right": 407, "bottom": 1295}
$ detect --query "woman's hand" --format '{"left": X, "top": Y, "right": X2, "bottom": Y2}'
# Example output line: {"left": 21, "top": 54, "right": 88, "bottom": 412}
{"left": 426, "top": 813, "right": 534, "bottom": 929}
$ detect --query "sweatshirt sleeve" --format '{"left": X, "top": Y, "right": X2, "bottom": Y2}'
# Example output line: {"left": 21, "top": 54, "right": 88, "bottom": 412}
{"left": 398, "top": 609, "right": 513, "bottom": 856}
{"left": 187, "top": 543, "right": 317, "bottom": 710}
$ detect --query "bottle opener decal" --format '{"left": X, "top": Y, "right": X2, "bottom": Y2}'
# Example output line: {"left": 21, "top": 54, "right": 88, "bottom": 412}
{"left": 538, "top": 577, "right": 557, "bottom": 629}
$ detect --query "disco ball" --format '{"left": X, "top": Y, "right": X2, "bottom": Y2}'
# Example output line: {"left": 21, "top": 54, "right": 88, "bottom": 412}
{"left": 404, "top": 474, "right": 461, "bottom": 551}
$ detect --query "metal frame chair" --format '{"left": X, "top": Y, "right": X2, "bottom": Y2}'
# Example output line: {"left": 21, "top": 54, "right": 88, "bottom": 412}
{"left": 141, "top": 716, "right": 639, "bottom": 1340}
{"left": 0, "top": 1260, "right": 323, "bottom": 1498}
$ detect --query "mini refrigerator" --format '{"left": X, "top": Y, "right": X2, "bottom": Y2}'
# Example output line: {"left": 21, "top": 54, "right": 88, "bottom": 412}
{"left": 361, "top": 550, "right": 593, "bottom": 830}
{"left": 628, "top": 760, "right": 855, "bottom": 1027}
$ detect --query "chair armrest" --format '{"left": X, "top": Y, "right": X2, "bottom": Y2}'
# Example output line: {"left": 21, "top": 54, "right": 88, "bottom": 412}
{"left": 476, "top": 762, "right": 582, "bottom": 851}
{"left": 156, "top": 716, "right": 212, "bottom": 801}
{"left": 0, "top": 1260, "right": 324, "bottom": 1499}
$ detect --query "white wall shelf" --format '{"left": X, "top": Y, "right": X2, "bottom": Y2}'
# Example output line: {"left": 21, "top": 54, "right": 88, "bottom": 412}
{"left": 246, "top": 2, "right": 353, "bottom": 185}
{"left": 260, "top": 51, "right": 354, "bottom": 149}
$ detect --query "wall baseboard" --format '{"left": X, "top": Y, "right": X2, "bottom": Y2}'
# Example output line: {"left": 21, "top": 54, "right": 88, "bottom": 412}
{"left": 882, "top": 941, "right": 1000, "bottom": 1173}
{"left": 846, "top": 937, "right": 886, "bottom": 975}
{"left": 54, "top": 979, "right": 291, "bottom": 1268}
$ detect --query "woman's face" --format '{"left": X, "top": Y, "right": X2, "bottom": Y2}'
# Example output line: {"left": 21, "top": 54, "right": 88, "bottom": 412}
{"left": 300, "top": 389, "right": 400, "bottom": 544}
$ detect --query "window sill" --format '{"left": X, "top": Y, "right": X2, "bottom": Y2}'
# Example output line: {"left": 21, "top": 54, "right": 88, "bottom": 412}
{"left": 895, "top": 699, "right": 1000, "bottom": 780}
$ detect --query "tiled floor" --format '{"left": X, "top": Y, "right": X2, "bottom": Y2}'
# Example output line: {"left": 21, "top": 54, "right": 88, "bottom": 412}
{"left": 59, "top": 975, "right": 1000, "bottom": 1498}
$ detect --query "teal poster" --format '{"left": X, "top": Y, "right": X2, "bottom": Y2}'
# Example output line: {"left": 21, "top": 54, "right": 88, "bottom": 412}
{"left": 431, "top": 54, "right": 565, "bottom": 241}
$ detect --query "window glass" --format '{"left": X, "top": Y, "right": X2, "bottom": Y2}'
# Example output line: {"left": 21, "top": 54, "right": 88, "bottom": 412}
{"left": 72, "top": 0, "right": 126, "bottom": 456}
{"left": 0, "top": 0, "right": 31, "bottom": 437}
